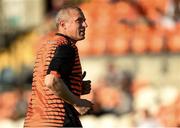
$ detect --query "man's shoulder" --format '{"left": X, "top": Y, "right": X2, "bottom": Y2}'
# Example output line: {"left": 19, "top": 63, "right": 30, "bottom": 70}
{"left": 38, "top": 34, "right": 74, "bottom": 55}
{"left": 36, "top": 34, "right": 69, "bottom": 55}
{"left": 49, "top": 35, "right": 69, "bottom": 46}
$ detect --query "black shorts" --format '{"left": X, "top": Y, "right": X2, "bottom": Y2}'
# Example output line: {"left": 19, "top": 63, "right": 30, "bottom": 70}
{"left": 63, "top": 103, "right": 82, "bottom": 127}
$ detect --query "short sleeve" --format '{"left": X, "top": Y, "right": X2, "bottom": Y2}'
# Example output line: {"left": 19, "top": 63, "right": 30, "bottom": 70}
{"left": 47, "top": 45, "right": 75, "bottom": 78}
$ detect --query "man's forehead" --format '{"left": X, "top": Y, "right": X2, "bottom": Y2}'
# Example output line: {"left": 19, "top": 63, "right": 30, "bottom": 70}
{"left": 69, "top": 9, "right": 85, "bottom": 19}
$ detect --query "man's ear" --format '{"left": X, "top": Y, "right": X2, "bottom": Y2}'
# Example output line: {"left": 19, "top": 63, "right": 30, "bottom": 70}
{"left": 59, "top": 20, "right": 66, "bottom": 29}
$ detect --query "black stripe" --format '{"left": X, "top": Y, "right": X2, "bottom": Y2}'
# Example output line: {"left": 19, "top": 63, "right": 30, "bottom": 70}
{"left": 70, "top": 86, "right": 81, "bottom": 91}
{"left": 71, "top": 72, "right": 82, "bottom": 75}
{"left": 72, "top": 91, "right": 81, "bottom": 96}
{"left": 38, "top": 125, "right": 62, "bottom": 127}
{"left": 42, "top": 122, "right": 63, "bottom": 125}
{"left": 45, "top": 110, "right": 64, "bottom": 113}
{"left": 70, "top": 77, "right": 81, "bottom": 82}
{"left": 72, "top": 71, "right": 81, "bottom": 74}
{"left": 74, "top": 61, "right": 80, "bottom": 65}
{"left": 69, "top": 77, "right": 81, "bottom": 82}
{"left": 72, "top": 67, "right": 81, "bottom": 70}
{"left": 75, "top": 58, "right": 79, "bottom": 61}
{"left": 27, "top": 110, "right": 33, "bottom": 114}
{"left": 44, "top": 106, "right": 64, "bottom": 109}
{"left": 24, "top": 124, "right": 63, "bottom": 127}
{"left": 71, "top": 88, "right": 81, "bottom": 93}
{"left": 47, "top": 103, "right": 62, "bottom": 105}
{"left": 72, "top": 64, "right": 81, "bottom": 68}
{"left": 74, "top": 63, "right": 81, "bottom": 66}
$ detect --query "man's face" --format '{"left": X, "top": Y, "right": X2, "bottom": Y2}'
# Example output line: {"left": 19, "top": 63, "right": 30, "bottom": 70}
{"left": 65, "top": 9, "right": 88, "bottom": 41}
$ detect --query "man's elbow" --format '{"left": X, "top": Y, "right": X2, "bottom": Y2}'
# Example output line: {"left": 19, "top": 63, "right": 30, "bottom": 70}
{"left": 44, "top": 74, "right": 55, "bottom": 89}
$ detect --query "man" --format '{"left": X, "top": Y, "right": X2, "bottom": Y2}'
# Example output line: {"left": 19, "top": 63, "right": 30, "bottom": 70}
{"left": 24, "top": 6, "right": 93, "bottom": 128}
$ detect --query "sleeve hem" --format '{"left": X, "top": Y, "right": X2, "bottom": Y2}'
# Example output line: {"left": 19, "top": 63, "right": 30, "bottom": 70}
{"left": 50, "top": 71, "right": 61, "bottom": 78}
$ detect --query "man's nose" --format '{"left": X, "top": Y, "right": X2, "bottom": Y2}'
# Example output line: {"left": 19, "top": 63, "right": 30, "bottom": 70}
{"left": 83, "top": 21, "right": 88, "bottom": 28}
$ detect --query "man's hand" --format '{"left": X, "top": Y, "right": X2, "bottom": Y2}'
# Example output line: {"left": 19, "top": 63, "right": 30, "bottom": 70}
{"left": 76, "top": 99, "right": 93, "bottom": 107}
{"left": 74, "top": 99, "right": 93, "bottom": 115}
{"left": 81, "top": 71, "right": 91, "bottom": 95}
{"left": 74, "top": 106, "right": 90, "bottom": 115}
{"left": 82, "top": 80, "right": 91, "bottom": 95}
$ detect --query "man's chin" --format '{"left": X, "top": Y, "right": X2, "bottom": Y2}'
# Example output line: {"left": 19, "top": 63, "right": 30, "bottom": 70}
{"left": 77, "top": 36, "right": 85, "bottom": 41}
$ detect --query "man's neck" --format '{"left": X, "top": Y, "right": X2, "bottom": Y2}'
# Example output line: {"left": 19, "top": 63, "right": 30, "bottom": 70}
{"left": 56, "top": 32, "right": 77, "bottom": 44}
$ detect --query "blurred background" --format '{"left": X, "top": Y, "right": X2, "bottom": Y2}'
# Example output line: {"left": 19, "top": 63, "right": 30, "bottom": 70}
{"left": 0, "top": 0, "right": 180, "bottom": 127}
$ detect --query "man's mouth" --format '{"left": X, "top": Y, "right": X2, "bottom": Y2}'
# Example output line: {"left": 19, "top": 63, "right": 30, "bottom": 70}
{"left": 80, "top": 29, "right": 85, "bottom": 36}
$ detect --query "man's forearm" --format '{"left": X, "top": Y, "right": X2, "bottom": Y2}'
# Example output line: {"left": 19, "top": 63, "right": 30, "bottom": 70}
{"left": 47, "top": 76, "right": 81, "bottom": 105}
{"left": 45, "top": 74, "right": 93, "bottom": 108}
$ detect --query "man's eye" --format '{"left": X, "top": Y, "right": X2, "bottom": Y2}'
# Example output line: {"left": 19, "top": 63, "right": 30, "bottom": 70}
{"left": 77, "top": 20, "right": 82, "bottom": 23}
{"left": 76, "top": 18, "right": 85, "bottom": 23}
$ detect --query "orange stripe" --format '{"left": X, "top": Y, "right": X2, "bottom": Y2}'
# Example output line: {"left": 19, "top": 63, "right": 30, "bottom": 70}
{"left": 24, "top": 122, "right": 63, "bottom": 128}
{"left": 42, "top": 111, "right": 65, "bottom": 118}
{"left": 42, "top": 120, "right": 64, "bottom": 124}
{"left": 45, "top": 107, "right": 63, "bottom": 112}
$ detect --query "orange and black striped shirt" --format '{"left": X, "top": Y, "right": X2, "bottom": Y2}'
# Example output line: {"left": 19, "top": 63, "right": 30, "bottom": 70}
{"left": 24, "top": 33, "right": 83, "bottom": 128}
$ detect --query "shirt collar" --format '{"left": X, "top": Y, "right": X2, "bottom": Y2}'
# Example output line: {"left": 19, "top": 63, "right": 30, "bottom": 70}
{"left": 55, "top": 33, "right": 76, "bottom": 45}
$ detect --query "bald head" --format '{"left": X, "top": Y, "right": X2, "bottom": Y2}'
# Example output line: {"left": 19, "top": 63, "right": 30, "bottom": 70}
{"left": 55, "top": 6, "right": 83, "bottom": 28}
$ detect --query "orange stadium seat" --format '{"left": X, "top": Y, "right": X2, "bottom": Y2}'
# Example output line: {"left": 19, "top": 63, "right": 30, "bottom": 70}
{"left": 115, "top": 1, "right": 137, "bottom": 20}
{"left": 167, "top": 33, "right": 180, "bottom": 53}
{"left": 148, "top": 29, "right": 165, "bottom": 53}
{"left": 107, "top": 36, "right": 129, "bottom": 55}
{"left": 148, "top": 36, "right": 164, "bottom": 53}
{"left": 80, "top": 0, "right": 140, "bottom": 56}
{"left": 90, "top": 37, "right": 107, "bottom": 56}
{"left": 130, "top": 24, "right": 150, "bottom": 54}
{"left": 130, "top": 36, "right": 147, "bottom": 54}
{"left": 107, "top": 22, "right": 132, "bottom": 55}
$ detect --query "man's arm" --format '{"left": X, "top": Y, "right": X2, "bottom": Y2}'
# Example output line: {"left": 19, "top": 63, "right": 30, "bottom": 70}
{"left": 45, "top": 74, "right": 92, "bottom": 107}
